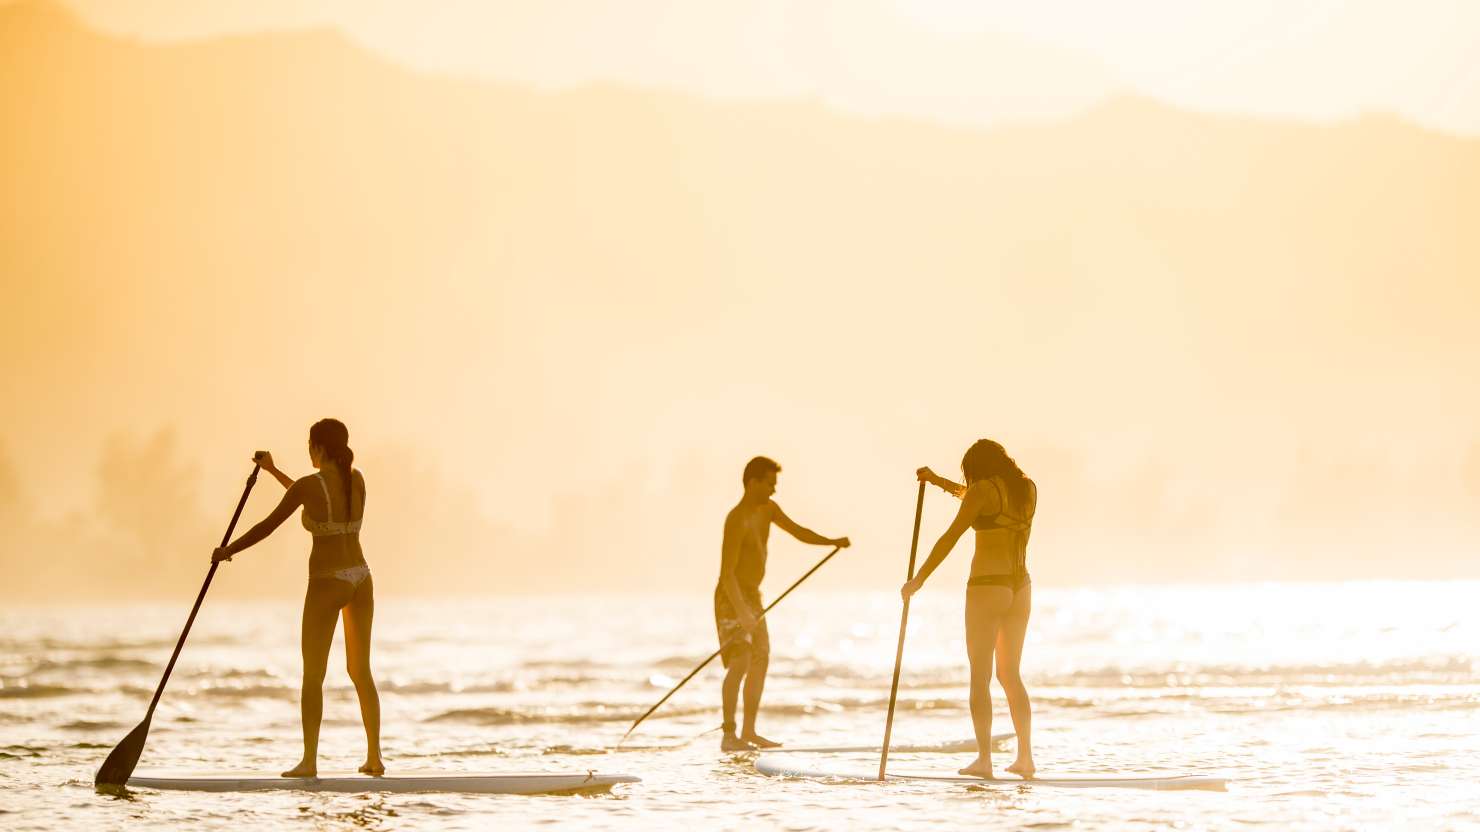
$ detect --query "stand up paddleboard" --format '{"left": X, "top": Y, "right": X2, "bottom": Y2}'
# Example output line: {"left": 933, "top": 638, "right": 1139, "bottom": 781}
{"left": 126, "top": 770, "right": 640, "bottom": 795}
{"left": 771, "top": 734, "right": 1013, "bottom": 754}
{"left": 755, "top": 755, "right": 1226, "bottom": 791}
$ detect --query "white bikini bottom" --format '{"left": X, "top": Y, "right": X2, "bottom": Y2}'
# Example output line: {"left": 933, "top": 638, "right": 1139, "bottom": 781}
{"left": 312, "top": 564, "right": 371, "bottom": 588}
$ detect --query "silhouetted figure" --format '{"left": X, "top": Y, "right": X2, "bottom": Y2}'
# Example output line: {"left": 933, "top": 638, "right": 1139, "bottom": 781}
{"left": 717, "top": 456, "right": 849, "bottom": 752}
{"left": 902, "top": 439, "right": 1036, "bottom": 778}
{"left": 212, "top": 419, "right": 383, "bottom": 777}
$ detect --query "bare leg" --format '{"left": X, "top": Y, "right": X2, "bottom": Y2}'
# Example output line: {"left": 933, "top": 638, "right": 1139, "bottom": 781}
{"left": 284, "top": 579, "right": 346, "bottom": 777}
{"left": 739, "top": 619, "right": 779, "bottom": 748}
{"left": 720, "top": 645, "right": 755, "bottom": 751}
{"left": 996, "top": 583, "right": 1034, "bottom": 777}
{"left": 960, "top": 585, "right": 1009, "bottom": 778}
{"left": 342, "top": 575, "right": 383, "bottom": 775}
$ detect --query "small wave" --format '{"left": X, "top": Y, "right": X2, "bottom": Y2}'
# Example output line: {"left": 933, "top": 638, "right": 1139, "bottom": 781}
{"left": 425, "top": 703, "right": 714, "bottom": 726}
{"left": 196, "top": 685, "right": 297, "bottom": 700}
{"left": 381, "top": 680, "right": 522, "bottom": 695}
{"left": 12, "top": 635, "right": 244, "bottom": 652}
{"left": 709, "top": 656, "right": 1480, "bottom": 689}
{"left": 426, "top": 706, "right": 554, "bottom": 725}
{"left": 185, "top": 668, "right": 281, "bottom": 680}
{"left": 447, "top": 746, "right": 508, "bottom": 758}
{"left": 423, "top": 695, "right": 968, "bottom": 727}
{"left": 424, "top": 706, "right": 621, "bottom": 726}
{"left": 27, "top": 656, "right": 158, "bottom": 674}
{"left": 1209, "top": 691, "right": 1480, "bottom": 715}
{"left": 0, "top": 683, "right": 82, "bottom": 699}
{"left": 1032, "top": 657, "right": 1480, "bottom": 689}
{"left": 541, "top": 745, "right": 611, "bottom": 756}
{"left": 59, "top": 720, "right": 123, "bottom": 731}
{"left": 399, "top": 744, "right": 506, "bottom": 759}
{"left": 1, "top": 744, "right": 47, "bottom": 757}
{"left": 649, "top": 655, "right": 716, "bottom": 671}
{"left": 520, "top": 658, "right": 618, "bottom": 671}
{"left": 541, "top": 674, "right": 622, "bottom": 687}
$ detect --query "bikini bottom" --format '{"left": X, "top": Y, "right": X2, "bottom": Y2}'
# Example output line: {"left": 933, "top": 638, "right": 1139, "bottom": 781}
{"left": 966, "top": 572, "right": 1030, "bottom": 591}
{"left": 311, "top": 564, "right": 371, "bottom": 588}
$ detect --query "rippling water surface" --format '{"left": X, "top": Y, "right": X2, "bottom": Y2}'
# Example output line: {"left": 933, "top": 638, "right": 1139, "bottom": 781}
{"left": 3, "top": 581, "right": 1479, "bottom": 829}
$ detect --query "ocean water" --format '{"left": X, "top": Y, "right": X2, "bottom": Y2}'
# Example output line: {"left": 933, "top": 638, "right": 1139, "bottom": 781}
{"left": 3, "top": 581, "right": 1478, "bottom": 830}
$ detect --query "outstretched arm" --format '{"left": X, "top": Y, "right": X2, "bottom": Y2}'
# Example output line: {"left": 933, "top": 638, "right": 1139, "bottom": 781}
{"left": 771, "top": 502, "right": 849, "bottom": 548}
{"left": 917, "top": 466, "right": 964, "bottom": 498}
{"left": 902, "top": 483, "right": 991, "bottom": 597}
{"left": 252, "top": 451, "right": 295, "bottom": 490}
{"left": 212, "top": 479, "right": 307, "bottom": 562}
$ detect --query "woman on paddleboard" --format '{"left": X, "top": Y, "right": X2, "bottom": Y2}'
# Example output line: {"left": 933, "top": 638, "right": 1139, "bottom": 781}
{"left": 901, "top": 439, "right": 1035, "bottom": 779}
{"left": 211, "top": 418, "right": 383, "bottom": 777}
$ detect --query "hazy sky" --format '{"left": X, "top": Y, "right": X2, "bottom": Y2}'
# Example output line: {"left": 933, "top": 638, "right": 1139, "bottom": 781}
{"left": 57, "top": 0, "right": 1480, "bottom": 135}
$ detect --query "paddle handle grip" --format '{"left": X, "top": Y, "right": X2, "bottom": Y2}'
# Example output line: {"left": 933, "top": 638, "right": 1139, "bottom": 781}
{"left": 878, "top": 481, "right": 926, "bottom": 780}
{"left": 144, "top": 464, "right": 261, "bottom": 716}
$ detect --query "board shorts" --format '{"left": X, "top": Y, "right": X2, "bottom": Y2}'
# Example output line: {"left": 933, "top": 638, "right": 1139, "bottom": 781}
{"left": 714, "top": 584, "right": 769, "bottom": 669}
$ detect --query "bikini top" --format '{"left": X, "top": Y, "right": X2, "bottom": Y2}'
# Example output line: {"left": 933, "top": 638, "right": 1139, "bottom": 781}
{"left": 972, "top": 477, "right": 1033, "bottom": 576}
{"left": 971, "top": 478, "right": 1033, "bottom": 534}
{"left": 302, "top": 471, "right": 362, "bottom": 537}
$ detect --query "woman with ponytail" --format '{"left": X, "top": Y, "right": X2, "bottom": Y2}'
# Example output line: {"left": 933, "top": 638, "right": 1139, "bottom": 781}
{"left": 212, "top": 418, "right": 383, "bottom": 777}
{"left": 901, "top": 439, "right": 1036, "bottom": 779}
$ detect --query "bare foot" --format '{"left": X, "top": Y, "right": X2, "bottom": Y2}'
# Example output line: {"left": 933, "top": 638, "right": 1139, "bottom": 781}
{"left": 741, "top": 733, "right": 782, "bottom": 749}
{"left": 1005, "top": 758, "right": 1035, "bottom": 778}
{"left": 281, "top": 761, "right": 317, "bottom": 778}
{"left": 359, "top": 760, "right": 385, "bottom": 776}
{"left": 721, "top": 734, "right": 757, "bottom": 752}
{"left": 957, "top": 757, "right": 993, "bottom": 779}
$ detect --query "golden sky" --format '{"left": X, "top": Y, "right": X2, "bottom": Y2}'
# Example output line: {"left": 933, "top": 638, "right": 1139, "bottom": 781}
{"left": 2, "top": 1, "right": 1478, "bottom": 599}
{"left": 54, "top": 0, "right": 1480, "bottom": 134}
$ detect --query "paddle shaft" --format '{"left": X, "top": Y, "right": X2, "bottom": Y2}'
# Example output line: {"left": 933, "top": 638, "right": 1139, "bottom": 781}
{"left": 878, "top": 481, "right": 926, "bottom": 780}
{"left": 143, "top": 463, "right": 260, "bottom": 715}
{"left": 96, "top": 462, "right": 262, "bottom": 786}
{"left": 621, "top": 544, "right": 844, "bottom": 743}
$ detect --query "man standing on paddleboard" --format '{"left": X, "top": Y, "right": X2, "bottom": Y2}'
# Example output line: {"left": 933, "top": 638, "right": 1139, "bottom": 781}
{"left": 716, "top": 456, "right": 849, "bottom": 752}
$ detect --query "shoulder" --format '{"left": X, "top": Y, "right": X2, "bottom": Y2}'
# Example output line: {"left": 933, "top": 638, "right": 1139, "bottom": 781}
{"left": 285, "top": 475, "right": 319, "bottom": 502}
{"left": 961, "top": 480, "right": 997, "bottom": 510}
{"left": 963, "top": 479, "right": 998, "bottom": 500}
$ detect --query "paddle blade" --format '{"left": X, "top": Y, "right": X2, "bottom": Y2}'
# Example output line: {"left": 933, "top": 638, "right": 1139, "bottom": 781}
{"left": 95, "top": 715, "right": 151, "bottom": 788}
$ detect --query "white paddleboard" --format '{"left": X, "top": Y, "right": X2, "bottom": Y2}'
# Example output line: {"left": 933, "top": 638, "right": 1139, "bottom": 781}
{"left": 772, "top": 734, "right": 1013, "bottom": 754}
{"left": 755, "top": 755, "right": 1227, "bottom": 791}
{"left": 127, "top": 770, "right": 640, "bottom": 795}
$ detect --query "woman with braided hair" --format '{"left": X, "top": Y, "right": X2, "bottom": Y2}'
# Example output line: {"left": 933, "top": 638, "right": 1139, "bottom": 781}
{"left": 902, "top": 439, "right": 1036, "bottom": 779}
{"left": 212, "top": 418, "right": 383, "bottom": 777}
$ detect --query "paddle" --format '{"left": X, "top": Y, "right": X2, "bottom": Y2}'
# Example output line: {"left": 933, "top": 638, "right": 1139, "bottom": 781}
{"left": 878, "top": 481, "right": 926, "bottom": 780}
{"left": 95, "top": 460, "right": 262, "bottom": 789}
{"left": 620, "top": 544, "right": 844, "bottom": 745}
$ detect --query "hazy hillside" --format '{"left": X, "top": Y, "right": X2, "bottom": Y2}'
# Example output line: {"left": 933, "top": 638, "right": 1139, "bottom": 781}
{"left": 3, "top": 1, "right": 1478, "bottom": 599}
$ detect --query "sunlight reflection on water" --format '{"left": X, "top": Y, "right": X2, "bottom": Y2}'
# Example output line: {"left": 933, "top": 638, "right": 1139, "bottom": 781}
{"left": 2, "top": 581, "right": 1479, "bottom": 829}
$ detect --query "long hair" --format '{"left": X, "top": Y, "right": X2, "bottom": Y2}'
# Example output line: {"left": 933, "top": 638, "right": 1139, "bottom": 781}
{"left": 961, "top": 439, "right": 1030, "bottom": 508}
{"left": 309, "top": 418, "right": 354, "bottom": 517}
